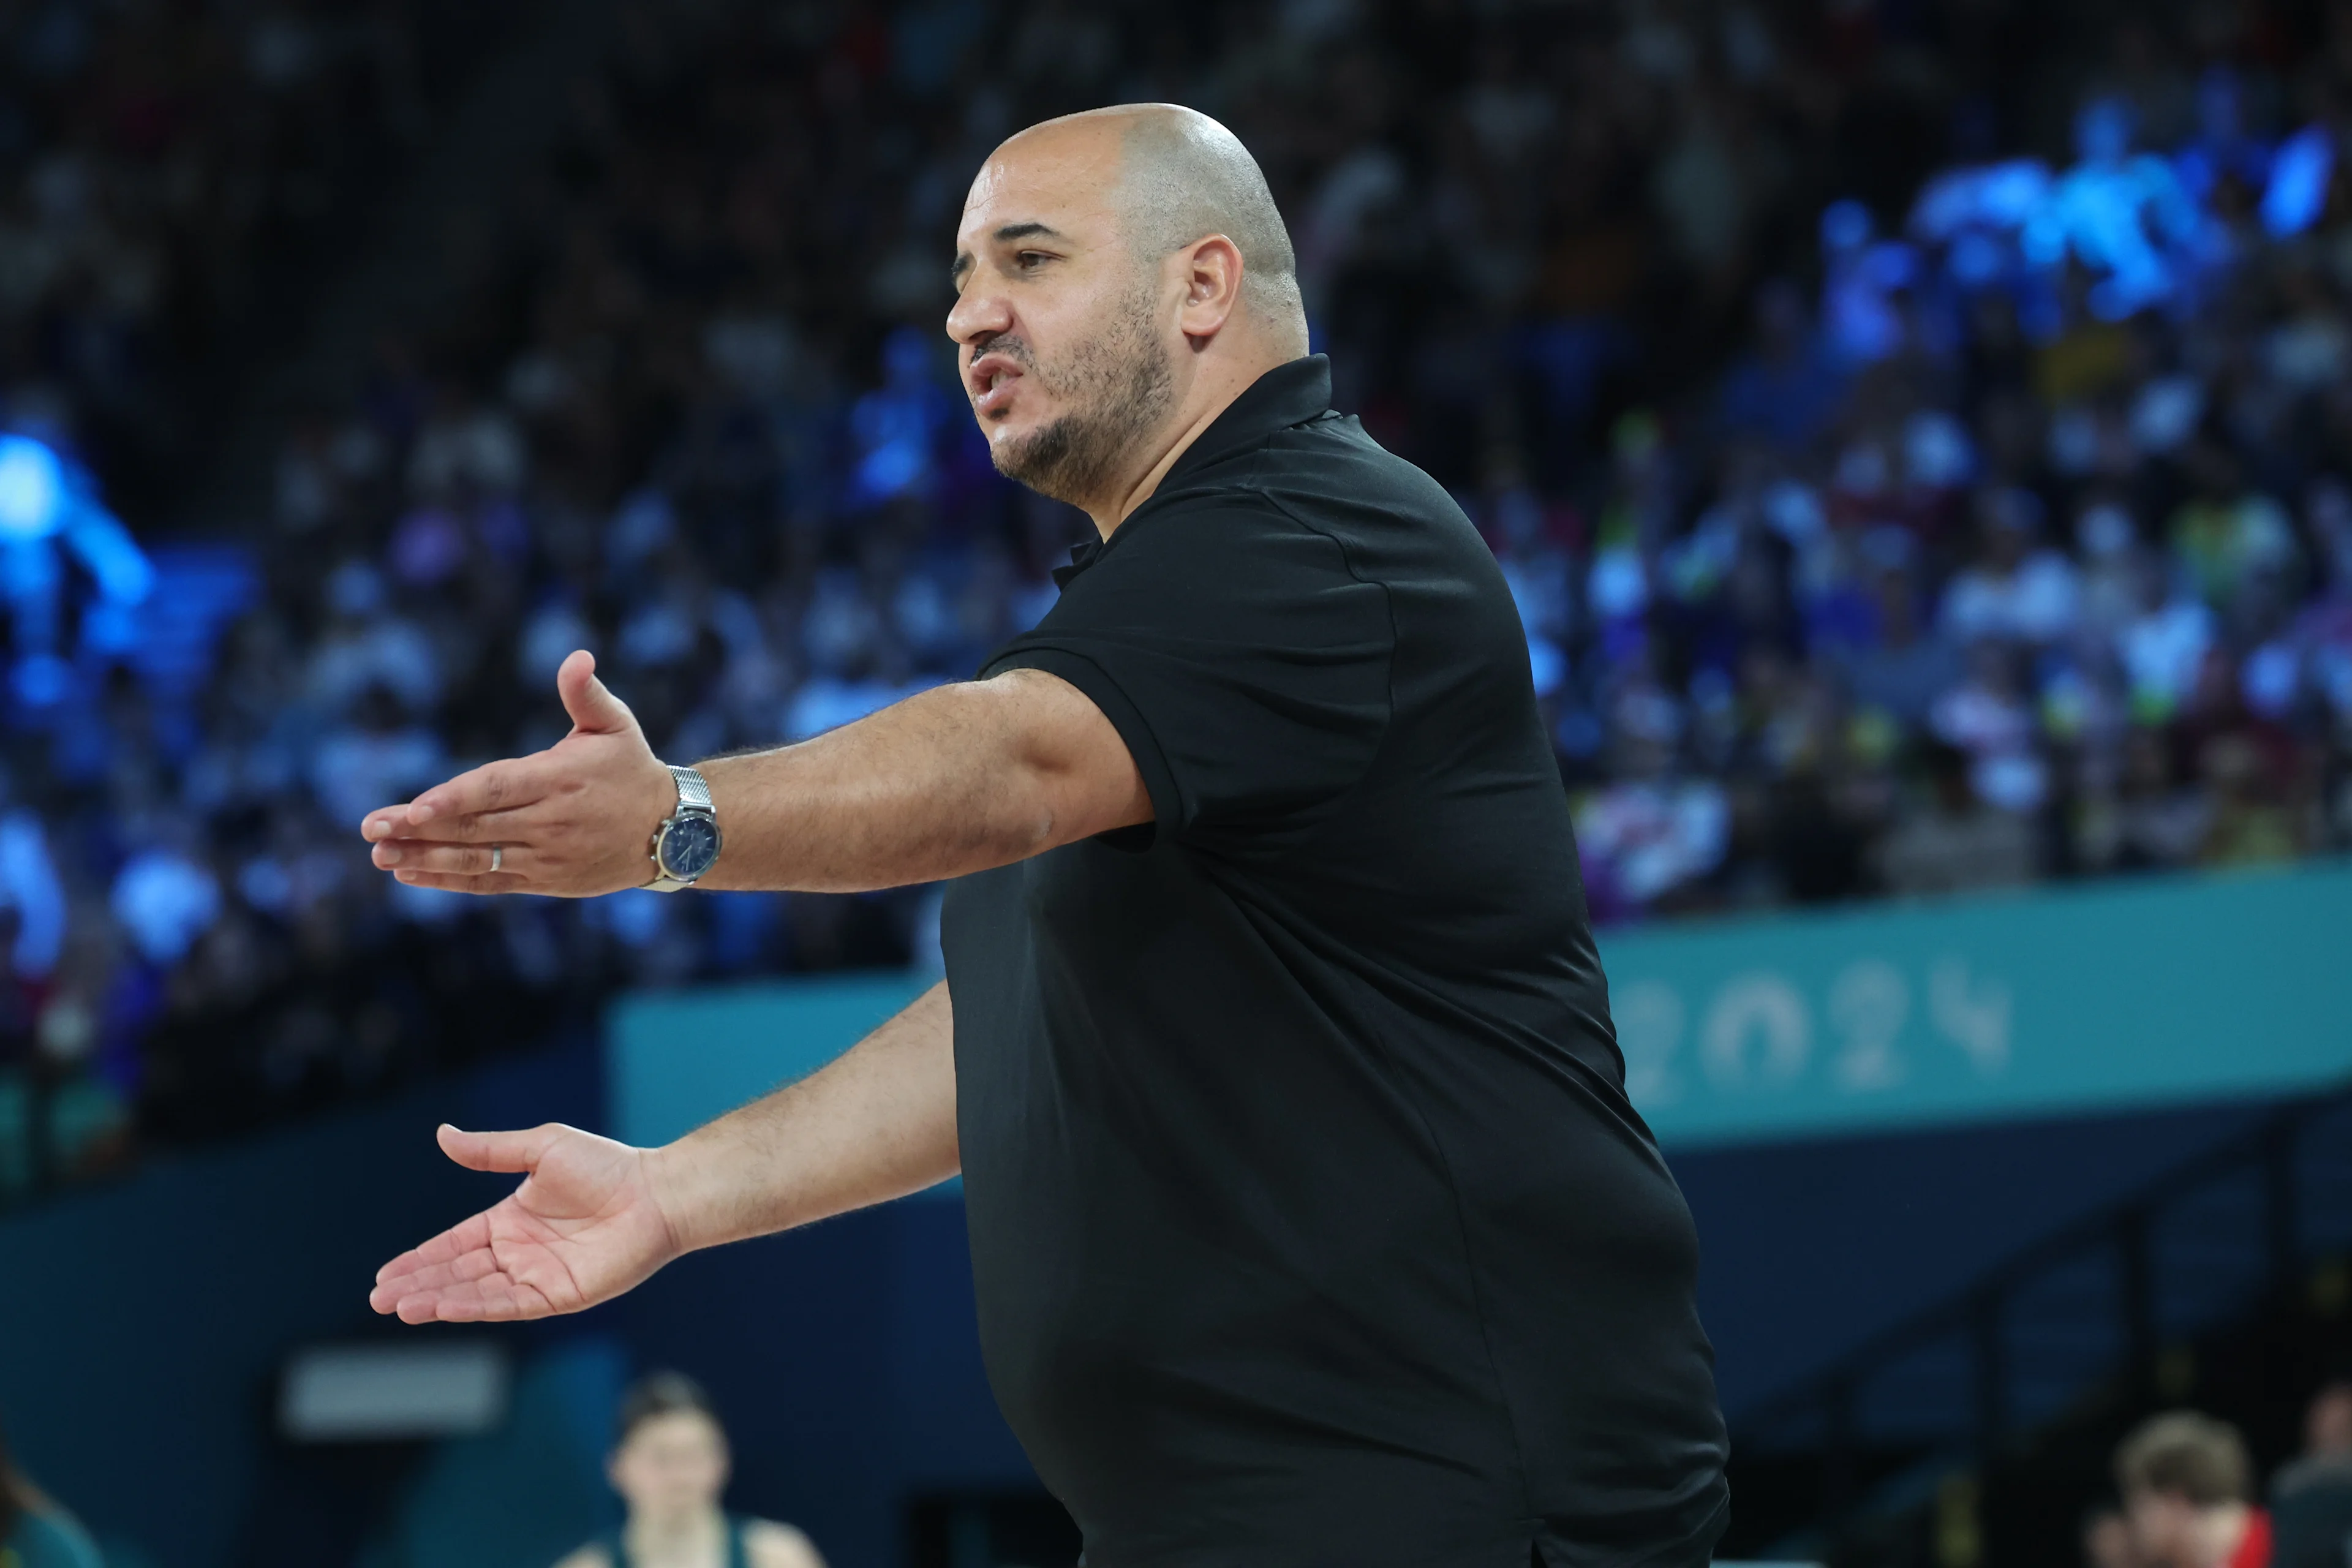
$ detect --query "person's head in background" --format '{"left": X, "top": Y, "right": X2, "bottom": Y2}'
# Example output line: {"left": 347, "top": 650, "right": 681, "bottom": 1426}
{"left": 2301, "top": 1384, "right": 2352, "bottom": 1460}
{"left": 2116, "top": 1411, "right": 2261, "bottom": 1568}
{"left": 610, "top": 1373, "right": 731, "bottom": 1531}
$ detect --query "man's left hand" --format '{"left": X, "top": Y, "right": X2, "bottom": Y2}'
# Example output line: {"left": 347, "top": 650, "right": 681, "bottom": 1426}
{"left": 361, "top": 649, "right": 673, "bottom": 896}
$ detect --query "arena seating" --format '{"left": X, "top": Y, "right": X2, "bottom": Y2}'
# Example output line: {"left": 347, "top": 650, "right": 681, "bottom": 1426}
{"left": 0, "top": 0, "right": 2346, "bottom": 1250}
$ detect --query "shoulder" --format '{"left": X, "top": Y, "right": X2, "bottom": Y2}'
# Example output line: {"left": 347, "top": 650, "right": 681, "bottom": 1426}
{"left": 1170, "top": 415, "right": 1461, "bottom": 527}
{"left": 1044, "top": 491, "right": 1386, "bottom": 630}
{"left": 1110, "top": 482, "right": 1339, "bottom": 568}
{"left": 1270, "top": 412, "right": 1471, "bottom": 518}
{"left": 742, "top": 1519, "right": 826, "bottom": 1568}
{"left": 550, "top": 1546, "right": 612, "bottom": 1568}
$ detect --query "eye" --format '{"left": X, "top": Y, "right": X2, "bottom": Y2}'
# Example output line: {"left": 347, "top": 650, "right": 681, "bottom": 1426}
{"left": 1014, "top": 250, "right": 1052, "bottom": 271}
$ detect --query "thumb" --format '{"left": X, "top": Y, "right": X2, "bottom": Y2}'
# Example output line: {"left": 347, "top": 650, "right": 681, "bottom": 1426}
{"left": 437, "top": 1122, "right": 565, "bottom": 1174}
{"left": 557, "top": 649, "right": 635, "bottom": 736}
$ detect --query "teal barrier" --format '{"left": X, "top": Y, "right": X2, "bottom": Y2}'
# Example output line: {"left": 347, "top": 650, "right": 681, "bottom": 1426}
{"left": 606, "top": 864, "right": 2352, "bottom": 1153}
{"left": 608, "top": 972, "right": 932, "bottom": 1148}
{"left": 1603, "top": 860, "right": 2352, "bottom": 1147}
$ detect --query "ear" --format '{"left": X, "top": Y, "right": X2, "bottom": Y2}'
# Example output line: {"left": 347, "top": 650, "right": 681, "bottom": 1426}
{"left": 1175, "top": 234, "right": 1245, "bottom": 344}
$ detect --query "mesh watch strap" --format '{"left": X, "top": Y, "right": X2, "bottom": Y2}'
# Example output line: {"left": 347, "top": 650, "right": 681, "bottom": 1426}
{"left": 647, "top": 764, "right": 717, "bottom": 891}
{"left": 669, "top": 764, "right": 712, "bottom": 810}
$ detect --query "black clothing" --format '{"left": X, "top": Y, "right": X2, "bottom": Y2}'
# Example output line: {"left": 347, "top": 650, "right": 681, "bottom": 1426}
{"left": 941, "top": 356, "right": 1728, "bottom": 1568}
{"left": 2274, "top": 1466, "right": 2352, "bottom": 1568}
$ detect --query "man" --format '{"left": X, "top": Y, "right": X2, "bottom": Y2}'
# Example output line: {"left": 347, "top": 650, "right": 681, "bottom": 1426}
{"left": 2117, "top": 1411, "right": 2271, "bottom": 1568}
{"left": 2271, "top": 1383, "right": 2352, "bottom": 1568}
{"left": 364, "top": 105, "right": 1728, "bottom": 1567}
{"left": 554, "top": 1372, "right": 825, "bottom": 1568}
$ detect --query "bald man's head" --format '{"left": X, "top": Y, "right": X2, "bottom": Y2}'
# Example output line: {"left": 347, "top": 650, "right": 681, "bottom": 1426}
{"left": 1015, "top": 105, "right": 1308, "bottom": 357}
{"left": 1113, "top": 107, "right": 1306, "bottom": 355}
{"left": 947, "top": 104, "right": 1309, "bottom": 518}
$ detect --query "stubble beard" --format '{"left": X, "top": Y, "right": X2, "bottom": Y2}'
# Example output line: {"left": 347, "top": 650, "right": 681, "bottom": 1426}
{"left": 988, "top": 279, "right": 1177, "bottom": 510}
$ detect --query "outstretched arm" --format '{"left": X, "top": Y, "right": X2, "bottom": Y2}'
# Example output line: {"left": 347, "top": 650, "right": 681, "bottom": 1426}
{"left": 654, "top": 979, "right": 958, "bottom": 1247}
{"left": 361, "top": 649, "right": 1148, "bottom": 896}
{"left": 372, "top": 982, "right": 957, "bottom": 1323}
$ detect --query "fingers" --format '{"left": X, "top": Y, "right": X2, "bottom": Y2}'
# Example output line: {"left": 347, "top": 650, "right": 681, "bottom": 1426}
{"left": 366, "top": 805, "right": 533, "bottom": 851}
{"left": 436, "top": 1121, "right": 567, "bottom": 1174}
{"left": 374, "top": 1266, "right": 558, "bottom": 1324}
{"left": 360, "top": 758, "right": 547, "bottom": 843}
{"left": 388, "top": 869, "right": 529, "bottom": 895}
{"left": 404, "top": 1278, "right": 558, "bottom": 1324}
{"left": 373, "top": 840, "right": 526, "bottom": 876}
{"left": 557, "top": 649, "right": 636, "bottom": 736}
{"left": 372, "top": 1242, "right": 500, "bottom": 1306}
{"left": 371, "top": 1210, "right": 506, "bottom": 1319}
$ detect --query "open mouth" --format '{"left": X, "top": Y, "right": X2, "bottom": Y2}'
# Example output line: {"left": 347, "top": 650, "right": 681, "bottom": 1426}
{"left": 968, "top": 353, "right": 1025, "bottom": 420}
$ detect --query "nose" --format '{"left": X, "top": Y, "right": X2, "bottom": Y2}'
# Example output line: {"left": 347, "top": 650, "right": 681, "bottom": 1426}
{"left": 946, "top": 282, "right": 1011, "bottom": 352}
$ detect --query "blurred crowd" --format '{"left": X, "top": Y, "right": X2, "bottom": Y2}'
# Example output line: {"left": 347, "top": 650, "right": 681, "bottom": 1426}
{"left": 0, "top": 0, "right": 505, "bottom": 518}
{"left": 2086, "top": 1388, "right": 2352, "bottom": 1568}
{"left": 4, "top": 0, "right": 2352, "bottom": 1185}
{"left": 0, "top": 0, "right": 511, "bottom": 1188}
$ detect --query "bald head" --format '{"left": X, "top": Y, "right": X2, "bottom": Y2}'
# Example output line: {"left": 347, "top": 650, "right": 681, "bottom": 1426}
{"left": 1008, "top": 105, "right": 1307, "bottom": 358}
{"left": 949, "top": 104, "right": 1310, "bottom": 524}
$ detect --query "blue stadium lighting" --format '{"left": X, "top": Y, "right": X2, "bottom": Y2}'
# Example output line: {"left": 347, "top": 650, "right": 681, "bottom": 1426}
{"left": 1896, "top": 96, "right": 2338, "bottom": 331}
{"left": 0, "top": 432, "right": 149, "bottom": 605}
{"left": 2262, "top": 123, "right": 2335, "bottom": 239}
{"left": 0, "top": 430, "right": 153, "bottom": 707}
{"left": 0, "top": 434, "right": 67, "bottom": 542}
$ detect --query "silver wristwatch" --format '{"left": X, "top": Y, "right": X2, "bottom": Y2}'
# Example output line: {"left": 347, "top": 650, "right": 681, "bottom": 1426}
{"left": 646, "top": 764, "right": 722, "bottom": 891}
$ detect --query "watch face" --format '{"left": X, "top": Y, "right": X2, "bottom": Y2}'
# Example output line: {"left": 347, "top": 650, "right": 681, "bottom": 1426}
{"left": 660, "top": 814, "right": 722, "bottom": 880}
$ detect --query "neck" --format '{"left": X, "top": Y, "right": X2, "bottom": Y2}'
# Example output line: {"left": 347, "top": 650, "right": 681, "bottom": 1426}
{"left": 1082, "top": 343, "right": 1290, "bottom": 538}
{"left": 627, "top": 1506, "right": 724, "bottom": 1557}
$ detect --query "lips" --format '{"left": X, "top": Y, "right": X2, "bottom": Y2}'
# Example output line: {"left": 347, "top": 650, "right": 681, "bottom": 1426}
{"left": 967, "top": 352, "right": 1025, "bottom": 419}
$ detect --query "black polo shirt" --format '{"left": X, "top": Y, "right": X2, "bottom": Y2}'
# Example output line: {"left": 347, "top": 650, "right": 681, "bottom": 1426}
{"left": 940, "top": 356, "right": 1728, "bottom": 1568}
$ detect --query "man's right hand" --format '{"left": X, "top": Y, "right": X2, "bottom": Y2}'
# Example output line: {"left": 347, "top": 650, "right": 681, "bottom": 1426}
{"left": 370, "top": 1123, "right": 686, "bottom": 1323}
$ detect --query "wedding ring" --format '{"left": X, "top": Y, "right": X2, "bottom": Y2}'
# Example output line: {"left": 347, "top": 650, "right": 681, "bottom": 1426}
{"left": 489, "top": 844, "right": 504, "bottom": 874}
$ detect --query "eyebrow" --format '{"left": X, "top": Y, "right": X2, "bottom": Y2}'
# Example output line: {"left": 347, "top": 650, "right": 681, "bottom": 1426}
{"left": 949, "top": 221, "right": 1069, "bottom": 286}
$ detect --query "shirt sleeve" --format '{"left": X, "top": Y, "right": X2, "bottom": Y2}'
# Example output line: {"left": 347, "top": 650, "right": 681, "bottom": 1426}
{"left": 983, "top": 501, "right": 1393, "bottom": 850}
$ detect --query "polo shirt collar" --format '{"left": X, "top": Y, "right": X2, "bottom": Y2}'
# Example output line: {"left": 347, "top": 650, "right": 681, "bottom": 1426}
{"left": 1158, "top": 353, "right": 1333, "bottom": 484}
{"left": 1050, "top": 355, "right": 1332, "bottom": 587}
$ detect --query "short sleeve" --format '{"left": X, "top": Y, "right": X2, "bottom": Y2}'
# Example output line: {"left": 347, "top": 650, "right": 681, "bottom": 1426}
{"left": 984, "top": 502, "right": 1393, "bottom": 850}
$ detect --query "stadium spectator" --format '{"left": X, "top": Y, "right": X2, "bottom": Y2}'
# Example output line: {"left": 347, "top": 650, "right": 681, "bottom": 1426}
{"left": 1876, "top": 741, "right": 2037, "bottom": 896}
{"left": 0, "top": 1, "right": 2350, "bottom": 1183}
{"left": 554, "top": 1372, "right": 823, "bottom": 1568}
{"left": 2271, "top": 1383, "right": 2352, "bottom": 1568}
{"left": 2116, "top": 1411, "right": 2271, "bottom": 1568}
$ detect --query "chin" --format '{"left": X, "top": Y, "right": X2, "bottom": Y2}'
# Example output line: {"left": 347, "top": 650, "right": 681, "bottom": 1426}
{"left": 990, "top": 407, "right": 1051, "bottom": 443}
{"left": 989, "top": 428, "right": 1047, "bottom": 476}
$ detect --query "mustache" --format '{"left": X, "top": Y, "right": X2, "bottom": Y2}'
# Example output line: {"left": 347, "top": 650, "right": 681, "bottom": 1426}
{"left": 970, "top": 333, "right": 1036, "bottom": 372}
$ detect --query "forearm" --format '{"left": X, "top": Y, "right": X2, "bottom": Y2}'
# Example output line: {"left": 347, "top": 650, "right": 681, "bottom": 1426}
{"left": 645, "top": 981, "right": 958, "bottom": 1251}
{"left": 695, "top": 669, "right": 1144, "bottom": 892}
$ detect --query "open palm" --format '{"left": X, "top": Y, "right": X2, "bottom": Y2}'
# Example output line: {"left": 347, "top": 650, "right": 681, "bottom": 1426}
{"left": 370, "top": 1123, "right": 683, "bottom": 1324}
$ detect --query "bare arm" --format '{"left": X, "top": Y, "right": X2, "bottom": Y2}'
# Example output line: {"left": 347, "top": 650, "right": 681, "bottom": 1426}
{"left": 695, "top": 667, "right": 1143, "bottom": 892}
{"left": 371, "top": 984, "right": 957, "bottom": 1322}
{"left": 361, "top": 650, "right": 1148, "bottom": 896}
{"left": 650, "top": 981, "right": 957, "bottom": 1248}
